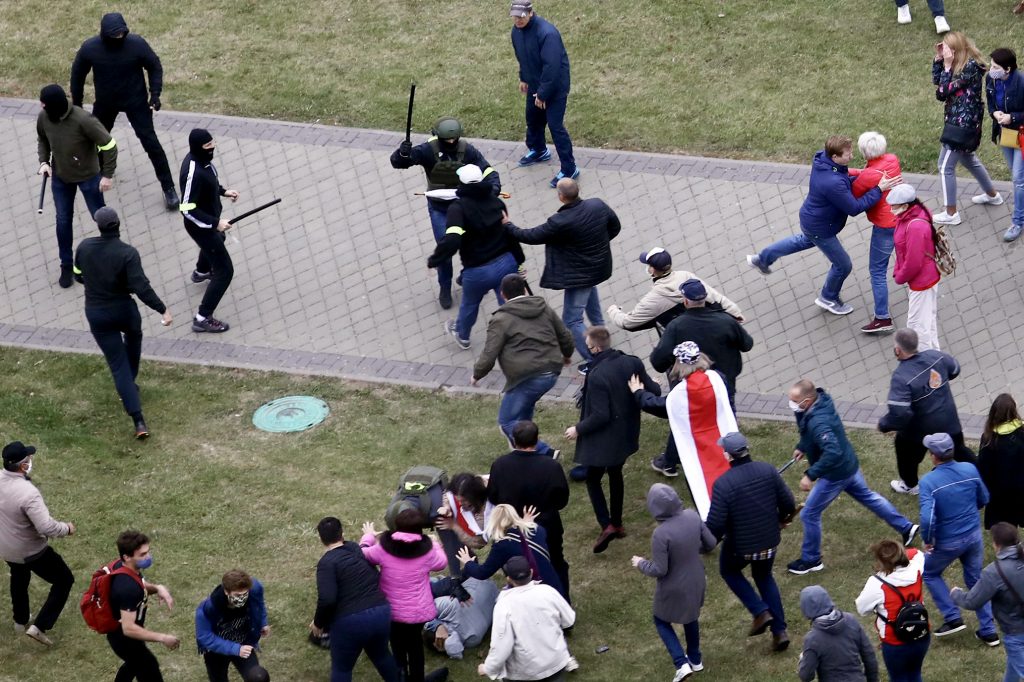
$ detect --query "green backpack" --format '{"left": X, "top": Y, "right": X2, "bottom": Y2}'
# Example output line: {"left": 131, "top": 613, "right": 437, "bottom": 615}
{"left": 384, "top": 466, "right": 449, "bottom": 531}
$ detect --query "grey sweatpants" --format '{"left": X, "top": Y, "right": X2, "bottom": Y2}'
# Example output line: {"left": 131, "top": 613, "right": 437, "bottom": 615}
{"left": 937, "top": 144, "right": 996, "bottom": 208}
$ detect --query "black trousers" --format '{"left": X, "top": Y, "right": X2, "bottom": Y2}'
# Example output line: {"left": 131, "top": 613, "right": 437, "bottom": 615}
{"left": 586, "top": 464, "right": 624, "bottom": 528}
{"left": 86, "top": 302, "right": 144, "bottom": 416}
{"left": 93, "top": 102, "right": 175, "bottom": 190}
{"left": 895, "top": 430, "right": 976, "bottom": 487}
{"left": 107, "top": 631, "right": 164, "bottom": 682}
{"left": 7, "top": 546, "right": 74, "bottom": 631}
{"left": 203, "top": 651, "right": 269, "bottom": 682}
{"left": 184, "top": 223, "right": 234, "bottom": 318}
{"left": 540, "top": 514, "right": 571, "bottom": 602}
{"left": 389, "top": 621, "right": 425, "bottom": 682}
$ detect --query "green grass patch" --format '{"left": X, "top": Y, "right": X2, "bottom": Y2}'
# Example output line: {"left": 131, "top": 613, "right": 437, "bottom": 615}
{"left": 0, "top": 347, "right": 1005, "bottom": 680}
{"left": 1, "top": 1, "right": 1020, "bottom": 174}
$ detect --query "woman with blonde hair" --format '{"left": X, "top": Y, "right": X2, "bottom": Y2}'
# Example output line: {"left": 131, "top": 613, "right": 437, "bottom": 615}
{"left": 932, "top": 31, "right": 1002, "bottom": 226}
{"left": 455, "top": 503, "right": 566, "bottom": 600}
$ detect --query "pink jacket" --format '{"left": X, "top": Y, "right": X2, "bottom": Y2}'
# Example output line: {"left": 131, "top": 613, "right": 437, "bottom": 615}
{"left": 892, "top": 203, "right": 940, "bottom": 291}
{"left": 360, "top": 531, "right": 447, "bottom": 623}
{"left": 850, "top": 153, "right": 902, "bottom": 228}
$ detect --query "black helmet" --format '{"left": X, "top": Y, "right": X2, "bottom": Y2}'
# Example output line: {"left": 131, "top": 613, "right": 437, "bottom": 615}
{"left": 432, "top": 117, "right": 463, "bottom": 141}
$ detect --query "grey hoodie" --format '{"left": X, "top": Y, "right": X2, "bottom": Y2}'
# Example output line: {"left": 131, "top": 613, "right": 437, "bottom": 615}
{"left": 798, "top": 586, "right": 879, "bottom": 682}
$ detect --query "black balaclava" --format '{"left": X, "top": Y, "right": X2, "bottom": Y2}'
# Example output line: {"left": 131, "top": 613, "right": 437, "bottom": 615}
{"left": 188, "top": 128, "right": 215, "bottom": 163}
{"left": 40, "top": 84, "right": 69, "bottom": 122}
{"left": 94, "top": 207, "right": 121, "bottom": 237}
{"left": 100, "top": 13, "right": 129, "bottom": 49}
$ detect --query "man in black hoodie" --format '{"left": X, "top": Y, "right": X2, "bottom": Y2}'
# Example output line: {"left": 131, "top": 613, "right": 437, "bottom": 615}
{"left": 180, "top": 128, "right": 239, "bottom": 334}
{"left": 75, "top": 207, "right": 171, "bottom": 439}
{"left": 428, "top": 164, "right": 522, "bottom": 350}
{"left": 71, "top": 13, "right": 178, "bottom": 210}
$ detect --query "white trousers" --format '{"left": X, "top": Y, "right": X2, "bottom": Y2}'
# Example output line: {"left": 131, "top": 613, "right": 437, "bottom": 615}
{"left": 907, "top": 285, "right": 940, "bottom": 351}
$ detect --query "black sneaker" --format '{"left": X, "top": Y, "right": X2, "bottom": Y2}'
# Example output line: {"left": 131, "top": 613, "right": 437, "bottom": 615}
{"left": 975, "top": 630, "right": 1000, "bottom": 647}
{"left": 651, "top": 453, "right": 680, "bottom": 477}
{"left": 902, "top": 524, "right": 920, "bottom": 547}
{"left": 787, "top": 558, "right": 824, "bottom": 575}
{"left": 58, "top": 264, "right": 73, "bottom": 288}
{"left": 192, "top": 316, "right": 230, "bottom": 333}
{"left": 190, "top": 270, "right": 212, "bottom": 284}
{"left": 438, "top": 287, "right": 453, "bottom": 310}
{"left": 934, "top": 619, "right": 966, "bottom": 637}
{"left": 517, "top": 149, "right": 552, "bottom": 167}
{"left": 444, "top": 320, "right": 470, "bottom": 350}
{"left": 133, "top": 418, "right": 149, "bottom": 440}
{"left": 746, "top": 254, "right": 773, "bottom": 275}
{"left": 163, "top": 187, "right": 180, "bottom": 211}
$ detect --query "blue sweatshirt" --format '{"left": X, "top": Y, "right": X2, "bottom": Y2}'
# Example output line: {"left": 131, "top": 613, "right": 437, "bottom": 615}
{"left": 919, "top": 460, "right": 988, "bottom": 545}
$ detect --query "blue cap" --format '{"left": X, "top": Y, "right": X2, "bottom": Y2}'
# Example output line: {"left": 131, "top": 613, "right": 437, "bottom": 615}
{"left": 922, "top": 432, "right": 954, "bottom": 458}
{"left": 717, "top": 432, "right": 749, "bottom": 455}
{"left": 679, "top": 278, "right": 707, "bottom": 301}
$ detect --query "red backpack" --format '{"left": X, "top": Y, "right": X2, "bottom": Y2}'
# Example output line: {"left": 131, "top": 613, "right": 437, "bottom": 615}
{"left": 80, "top": 560, "right": 144, "bottom": 634}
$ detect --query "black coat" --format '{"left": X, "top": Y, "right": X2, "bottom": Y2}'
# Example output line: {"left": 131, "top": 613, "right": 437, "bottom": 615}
{"left": 506, "top": 197, "right": 620, "bottom": 290}
{"left": 70, "top": 13, "right": 162, "bottom": 108}
{"left": 650, "top": 307, "right": 754, "bottom": 393}
{"left": 573, "top": 349, "right": 660, "bottom": 467}
{"left": 705, "top": 456, "right": 796, "bottom": 556}
{"left": 977, "top": 426, "right": 1024, "bottom": 529}
{"left": 487, "top": 450, "right": 569, "bottom": 528}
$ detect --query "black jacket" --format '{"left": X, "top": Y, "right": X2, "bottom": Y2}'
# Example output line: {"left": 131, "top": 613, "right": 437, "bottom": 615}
{"left": 877, "top": 350, "right": 962, "bottom": 436}
{"left": 977, "top": 426, "right": 1024, "bottom": 529}
{"left": 428, "top": 183, "right": 524, "bottom": 269}
{"left": 506, "top": 197, "right": 620, "bottom": 290}
{"left": 705, "top": 456, "right": 796, "bottom": 555}
{"left": 70, "top": 13, "right": 162, "bottom": 108}
{"left": 650, "top": 307, "right": 754, "bottom": 392}
{"left": 75, "top": 234, "right": 165, "bottom": 313}
{"left": 313, "top": 542, "right": 389, "bottom": 628}
{"left": 487, "top": 449, "right": 570, "bottom": 527}
{"left": 986, "top": 70, "right": 1024, "bottom": 144}
{"left": 574, "top": 349, "right": 660, "bottom": 467}
{"left": 179, "top": 152, "right": 225, "bottom": 229}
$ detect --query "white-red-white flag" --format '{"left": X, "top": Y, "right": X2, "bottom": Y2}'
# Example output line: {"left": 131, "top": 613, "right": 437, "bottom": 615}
{"left": 666, "top": 370, "right": 738, "bottom": 520}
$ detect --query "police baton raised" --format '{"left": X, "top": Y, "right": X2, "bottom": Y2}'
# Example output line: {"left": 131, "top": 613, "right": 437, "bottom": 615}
{"left": 37, "top": 175, "right": 47, "bottom": 214}
{"left": 405, "top": 83, "right": 416, "bottom": 144}
{"left": 228, "top": 198, "right": 282, "bottom": 225}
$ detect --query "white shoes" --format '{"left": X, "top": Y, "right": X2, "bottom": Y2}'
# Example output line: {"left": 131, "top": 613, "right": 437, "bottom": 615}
{"left": 972, "top": 192, "right": 1004, "bottom": 206}
{"left": 566, "top": 656, "right": 579, "bottom": 672}
{"left": 673, "top": 663, "right": 694, "bottom": 681}
{"left": 690, "top": 661, "right": 705, "bottom": 672}
{"left": 932, "top": 211, "right": 962, "bottom": 226}
{"left": 897, "top": 5, "right": 912, "bottom": 23}
{"left": 891, "top": 479, "right": 920, "bottom": 495}
{"left": 25, "top": 624, "right": 53, "bottom": 646}
{"left": 935, "top": 16, "right": 950, "bottom": 33}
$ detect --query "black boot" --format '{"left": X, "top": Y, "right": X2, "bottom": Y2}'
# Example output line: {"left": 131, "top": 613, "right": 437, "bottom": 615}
{"left": 163, "top": 187, "right": 180, "bottom": 211}
{"left": 438, "top": 287, "right": 453, "bottom": 310}
{"left": 58, "top": 264, "right": 73, "bottom": 288}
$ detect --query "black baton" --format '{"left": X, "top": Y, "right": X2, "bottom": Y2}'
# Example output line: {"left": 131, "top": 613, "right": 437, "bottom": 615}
{"left": 37, "top": 175, "right": 47, "bottom": 214}
{"left": 228, "top": 198, "right": 282, "bottom": 225}
{"left": 778, "top": 456, "right": 799, "bottom": 474}
{"left": 405, "top": 83, "right": 416, "bottom": 143}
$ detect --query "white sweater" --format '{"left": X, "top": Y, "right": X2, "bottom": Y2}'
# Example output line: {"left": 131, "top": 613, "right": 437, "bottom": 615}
{"left": 482, "top": 582, "right": 576, "bottom": 680}
{"left": 607, "top": 269, "right": 743, "bottom": 330}
{"left": 0, "top": 470, "right": 70, "bottom": 563}
{"left": 854, "top": 548, "right": 925, "bottom": 641}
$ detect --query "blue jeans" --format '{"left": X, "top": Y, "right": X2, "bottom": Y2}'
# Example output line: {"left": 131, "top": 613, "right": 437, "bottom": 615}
{"left": 329, "top": 604, "right": 400, "bottom": 682}
{"left": 869, "top": 226, "right": 895, "bottom": 319}
{"left": 654, "top": 616, "right": 700, "bottom": 669}
{"left": 455, "top": 252, "right": 518, "bottom": 340}
{"left": 498, "top": 372, "right": 559, "bottom": 455}
{"left": 758, "top": 232, "right": 852, "bottom": 303}
{"left": 922, "top": 529, "right": 996, "bottom": 635}
{"left": 894, "top": 0, "right": 945, "bottom": 16}
{"left": 427, "top": 202, "right": 453, "bottom": 290}
{"left": 525, "top": 92, "right": 575, "bottom": 175}
{"left": 800, "top": 469, "right": 911, "bottom": 563}
{"left": 1002, "top": 146, "right": 1024, "bottom": 227}
{"left": 562, "top": 286, "right": 604, "bottom": 361}
{"left": 52, "top": 173, "right": 105, "bottom": 265}
{"left": 1004, "top": 632, "right": 1024, "bottom": 682}
{"left": 719, "top": 550, "right": 787, "bottom": 634}
{"left": 881, "top": 636, "right": 930, "bottom": 682}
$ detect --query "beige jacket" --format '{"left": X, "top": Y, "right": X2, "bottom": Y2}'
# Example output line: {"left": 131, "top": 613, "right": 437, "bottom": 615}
{"left": 607, "top": 269, "right": 743, "bottom": 330}
{"left": 0, "top": 470, "right": 70, "bottom": 563}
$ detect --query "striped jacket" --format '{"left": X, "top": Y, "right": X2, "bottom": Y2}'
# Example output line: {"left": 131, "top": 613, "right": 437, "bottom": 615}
{"left": 178, "top": 152, "right": 224, "bottom": 229}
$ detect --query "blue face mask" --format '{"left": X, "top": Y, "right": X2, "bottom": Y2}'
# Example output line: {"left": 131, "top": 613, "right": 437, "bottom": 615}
{"left": 136, "top": 556, "right": 153, "bottom": 570}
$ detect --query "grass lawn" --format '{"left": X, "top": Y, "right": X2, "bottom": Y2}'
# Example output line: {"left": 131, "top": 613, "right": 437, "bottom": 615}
{"left": 0, "top": 347, "right": 1008, "bottom": 681}
{"left": 1, "top": 1, "right": 1021, "bottom": 175}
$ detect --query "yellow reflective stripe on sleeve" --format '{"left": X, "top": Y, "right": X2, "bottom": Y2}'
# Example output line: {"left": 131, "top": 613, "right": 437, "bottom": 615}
{"left": 482, "top": 167, "right": 495, "bottom": 178}
{"left": 96, "top": 138, "right": 117, "bottom": 152}
{"left": 72, "top": 266, "right": 82, "bottom": 275}
{"left": 179, "top": 203, "right": 197, "bottom": 212}
{"left": 446, "top": 226, "right": 466, "bottom": 236}
{"left": 427, "top": 136, "right": 438, "bottom": 142}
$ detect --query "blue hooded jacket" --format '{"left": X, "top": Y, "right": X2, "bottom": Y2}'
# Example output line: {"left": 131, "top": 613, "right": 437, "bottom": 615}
{"left": 195, "top": 579, "right": 268, "bottom": 656}
{"left": 795, "top": 389, "right": 860, "bottom": 482}
{"left": 799, "top": 150, "right": 882, "bottom": 238}
{"left": 511, "top": 14, "right": 570, "bottom": 103}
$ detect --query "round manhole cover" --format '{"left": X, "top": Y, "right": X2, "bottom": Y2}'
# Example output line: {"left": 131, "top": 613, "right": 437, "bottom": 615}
{"left": 252, "top": 396, "right": 330, "bottom": 433}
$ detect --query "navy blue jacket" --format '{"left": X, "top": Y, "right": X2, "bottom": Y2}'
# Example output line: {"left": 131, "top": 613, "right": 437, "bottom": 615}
{"left": 799, "top": 150, "right": 881, "bottom": 238}
{"left": 195, "top": 579, "right": 268, "bottom": 656}
{"left": 706, "top": 456, "right": 796, "bottom": 556}
{"left": 986, "top": 70, "right": 1024, "bottom": 144}
{"left": 461, "top": 526, "right": 566, "bottom": 601}
{"left": 796, "top": 389, "right": 859, "bottom": 482}
{"left": 877, "top": 350, "right": 962, "bottom": 435}
{"left": 919, "top": 460, "right": 988, "bottom": 545}
{"left": 511, "top": 14, "right": 570, "bottom": 102}
{"left": 70, "top": 13, "right": 162, "bottom": 108}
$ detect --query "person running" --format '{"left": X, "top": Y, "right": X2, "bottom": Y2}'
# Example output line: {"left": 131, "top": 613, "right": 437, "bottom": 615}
{"left": 180, "top": 128, "right": 240, "bottom": 333}
{"left": 195, "top": 569, "right": 271, "bottom": 682}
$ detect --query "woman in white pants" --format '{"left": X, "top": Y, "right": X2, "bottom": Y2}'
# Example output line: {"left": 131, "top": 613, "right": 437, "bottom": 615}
{"left": 887, "top": 185, "right": 942, "bottom": 351}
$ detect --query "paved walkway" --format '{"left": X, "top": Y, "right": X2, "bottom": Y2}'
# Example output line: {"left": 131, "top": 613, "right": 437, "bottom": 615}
{"left": 2, "top": 97, "right": 1018, "bottom": 437}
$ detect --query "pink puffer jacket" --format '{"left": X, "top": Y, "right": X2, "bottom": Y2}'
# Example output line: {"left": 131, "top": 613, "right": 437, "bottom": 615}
{"left": 893, "top": 203, "right": 940, "bottom": 292}
{"left": 360, "top": 531, "right": 448, "bottom": 624}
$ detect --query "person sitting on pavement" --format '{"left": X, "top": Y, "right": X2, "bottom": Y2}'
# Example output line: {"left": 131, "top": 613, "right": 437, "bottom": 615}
{"left": 798, "top": 585, "right": 879, "bottom": 682}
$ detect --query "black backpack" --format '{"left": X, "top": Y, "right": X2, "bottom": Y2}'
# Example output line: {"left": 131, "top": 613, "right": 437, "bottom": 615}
{"left": 874, "top": 575, "right": 930, "bottom": 643}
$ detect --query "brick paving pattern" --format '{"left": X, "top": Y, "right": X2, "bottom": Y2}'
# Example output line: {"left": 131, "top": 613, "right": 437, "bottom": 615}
{"left": 2, "top": 96, "right": 1017, "bottom": 436}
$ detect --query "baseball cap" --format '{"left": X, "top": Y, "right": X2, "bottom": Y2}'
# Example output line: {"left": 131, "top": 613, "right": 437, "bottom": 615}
{"left": 886, "top": 183, "right": 917, "bottom": 205}
{"left": 639, "top": 247, "right": 672, "bottom": 271}
{"left": 922, "top": 432, "right": 955, "bottom": 458}
{"left": 510, "top": 1, "right": 533, "bottom": 17}
{"left": 679, "top": 278, "right": 707, "bottom": 301}
{"left": 2, "top": 441, "right": 36, "bottom": 467}
{"left": 717, "top": 432, "right": 749, "bottom": 455}
{"left": 502, "top": 555, "right": 533, "bottom": 581}
{"left": 456, "top": 164, "right": 484, "bottom": 184}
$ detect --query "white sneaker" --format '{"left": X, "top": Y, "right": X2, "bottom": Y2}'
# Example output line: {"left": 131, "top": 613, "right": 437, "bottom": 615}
{"left": 673, "top": 663, "right": 694, "bottom": 682}
{"left": 897, "top": 5, "right": 912, "bottom": 23}
{"left": 25, "top": 624, "right": 53, "bottom": 646}
{"left": 934, "top": 15, "right": 950, "bottom": 33}
{"left": 932, "top": 211, "right": 962, "bottom": 226}
{"left": 565, "top": 656, "right": 580, "bottom": 672}
{"left": 891, "top": 479, "right": 920, "bottom": 495}
{"left": 972, "top": 192, "right": 1004, "bottom": 205}
{"left": 690, "top": 661, "right": 705, "bottom": 672}
{"left": 814, "top": 297, "right": 854, "bottom": 315}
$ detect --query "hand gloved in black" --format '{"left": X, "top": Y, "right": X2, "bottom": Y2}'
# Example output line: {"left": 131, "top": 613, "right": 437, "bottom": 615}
{"left": 149, "top": 94, "right": 161, "bottom": 111}
{"left": 399, "top": 140, "right": 413, "bottom": 158}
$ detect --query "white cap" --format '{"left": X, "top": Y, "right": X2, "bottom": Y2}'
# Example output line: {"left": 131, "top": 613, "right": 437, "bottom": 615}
{"left": 456, "top": 164, "right": 484, "bottom": 184}
{"left": 886, "top": 183, "right": 916, "bottom": 205}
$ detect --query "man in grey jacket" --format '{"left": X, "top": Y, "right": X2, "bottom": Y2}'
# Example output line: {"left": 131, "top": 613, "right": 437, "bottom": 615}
{"left": 0, "top": 442, "right": 75, "bottom": 646}
{"left": 798, "top": 585, "right": 879, "bottom": 682}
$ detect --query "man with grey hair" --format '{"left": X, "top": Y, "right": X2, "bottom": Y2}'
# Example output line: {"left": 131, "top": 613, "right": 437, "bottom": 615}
{"left": 878, "top": 328, "right": 973, "bottom": 495}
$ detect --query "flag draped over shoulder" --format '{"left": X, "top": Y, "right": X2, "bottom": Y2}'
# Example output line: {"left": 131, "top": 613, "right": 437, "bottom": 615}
{"left": 666, "top": 369, "right": 738, "bottom": 520}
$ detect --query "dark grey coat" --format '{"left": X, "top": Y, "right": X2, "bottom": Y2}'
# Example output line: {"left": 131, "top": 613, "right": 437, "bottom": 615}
{"left": 636, "top": 484, "right": 716, "bottom": 624}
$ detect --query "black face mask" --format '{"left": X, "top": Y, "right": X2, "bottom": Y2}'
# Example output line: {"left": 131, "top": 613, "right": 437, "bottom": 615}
{"left": 40, "top": 85, "right": 69, "bottom": 122}
{"left": 102, "top": 35, "right": 127, "bottom": 49}
{"left": 192, "top": 147, "right": 214, "bottom": 163}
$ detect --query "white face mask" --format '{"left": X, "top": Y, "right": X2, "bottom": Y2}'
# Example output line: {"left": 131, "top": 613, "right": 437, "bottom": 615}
{"left": 990, "top": 66, "right": 1007, "bottom": 80}
{"left": 23, "top": 459, "right": 32, "bottom": 475}
{"left": 788, "top": 399, "right": 806, "bottom": 413}
{"left": 890, "top": 204, "right": 909, "bottom": 215}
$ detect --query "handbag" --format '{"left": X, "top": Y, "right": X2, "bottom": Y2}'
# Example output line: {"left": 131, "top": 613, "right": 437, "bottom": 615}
{"left": 999, "top": 126, "right": 1022, "bottom": 149}
{"left": 940, "top": 122, "right": 981, "bottom": 151}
